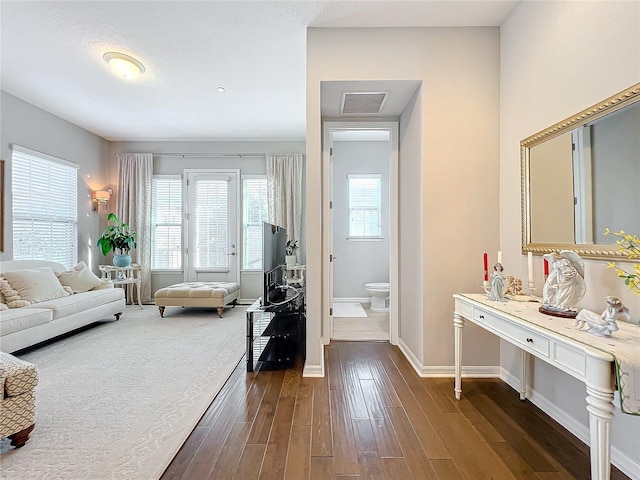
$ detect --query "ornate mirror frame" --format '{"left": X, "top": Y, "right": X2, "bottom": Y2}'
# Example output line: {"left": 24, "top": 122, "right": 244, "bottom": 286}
{"left": 521, "top": 83, "right": 640, "bottom": 260}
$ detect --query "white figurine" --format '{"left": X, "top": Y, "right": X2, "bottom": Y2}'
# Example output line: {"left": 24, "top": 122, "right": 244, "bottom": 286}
{"left": 541, "top": 251, "right": 586, "bottom": 316}
{"left": 487, "top": 263, "right": 507, "bottom": 302}
{"left": 575, "top": 296, "right": 630, "bottom": 337}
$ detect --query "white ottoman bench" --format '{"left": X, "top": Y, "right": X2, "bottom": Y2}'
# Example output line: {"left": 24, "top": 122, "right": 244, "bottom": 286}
{"left": 155, "top": 282, "right": 240, "bottom": 318}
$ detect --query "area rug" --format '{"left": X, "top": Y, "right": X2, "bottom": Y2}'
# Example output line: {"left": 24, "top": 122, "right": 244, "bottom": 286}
{"left": 0, "top": 304, "right": 247, "bottom": 480}
{"left": 332, "top": 302, "right": 367, "bottom": 318}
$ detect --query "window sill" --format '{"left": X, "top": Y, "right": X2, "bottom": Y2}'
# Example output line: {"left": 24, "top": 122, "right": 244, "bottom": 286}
{"left": 347, "top": 237, "right": 383, "bottom": 242}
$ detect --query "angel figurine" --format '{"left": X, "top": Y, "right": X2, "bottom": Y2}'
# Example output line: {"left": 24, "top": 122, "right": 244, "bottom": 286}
{"left": 486, "top": 263, "right": 507, "bottom": 302}
{"left": 540, "top": 251, "right": 586, "bottom": 318}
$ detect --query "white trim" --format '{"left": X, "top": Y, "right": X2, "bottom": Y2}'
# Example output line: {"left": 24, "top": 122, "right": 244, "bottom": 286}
{"left": 501, "top": 369, "right": 640, "bottom": 480}
{"left": 322, "top": 121, "right": 400, "bottom": 345}
{"left": 12, "top": 144, "right": 79, "bottom": 169}
{"left": 398, "top": 339, "right": 500, "bottom": 377}
{"left": 347, "top": 236, "right": 383, "bottom": 242}
{"left": 303, "top": 341, "right": 325, "bottom": 377}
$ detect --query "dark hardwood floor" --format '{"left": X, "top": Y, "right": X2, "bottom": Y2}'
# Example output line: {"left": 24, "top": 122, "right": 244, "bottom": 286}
{"left": 161, "top": 341, "right": 629, "bottom": 480}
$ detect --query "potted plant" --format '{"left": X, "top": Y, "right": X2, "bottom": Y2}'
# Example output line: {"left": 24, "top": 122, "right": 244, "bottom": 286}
{"left": 97, "top": 213, "right": 137, "bottom": 267}
{"left": 285, "top": 239, "right": 299, "bottom": 267}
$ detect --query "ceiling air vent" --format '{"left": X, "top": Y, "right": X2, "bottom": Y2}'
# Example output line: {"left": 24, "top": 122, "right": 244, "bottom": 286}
{"left": 340, "top": 91, "right": 389, "bottom": 115}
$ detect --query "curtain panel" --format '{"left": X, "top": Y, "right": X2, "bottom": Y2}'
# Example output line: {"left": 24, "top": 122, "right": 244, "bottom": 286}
{"left": 115, "top": 153, "right": 153, "bottom": 303}
{"left": 266, "top": 154, "right": 303, "bottom": 261}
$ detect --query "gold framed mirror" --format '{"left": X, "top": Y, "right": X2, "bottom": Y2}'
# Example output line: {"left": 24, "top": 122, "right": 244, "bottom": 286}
{"left": 521, "top": 83, "right": 640, "bottom": 260}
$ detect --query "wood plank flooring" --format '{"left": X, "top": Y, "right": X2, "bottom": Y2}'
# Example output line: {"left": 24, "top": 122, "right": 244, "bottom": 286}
{"left": 161, "top": 341, "right": 630, "bottom": 480}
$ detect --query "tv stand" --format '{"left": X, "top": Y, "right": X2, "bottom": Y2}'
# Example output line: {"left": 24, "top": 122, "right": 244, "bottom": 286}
{"left": 246, "top": 291, "right": 305, "bottom": 372}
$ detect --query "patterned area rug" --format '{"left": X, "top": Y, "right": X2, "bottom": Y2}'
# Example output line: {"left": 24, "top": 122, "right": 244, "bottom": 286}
{"left": 0, "top": 304, "right": 247, "bottom": 479}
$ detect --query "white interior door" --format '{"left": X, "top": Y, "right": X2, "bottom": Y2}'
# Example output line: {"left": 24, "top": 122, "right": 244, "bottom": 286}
{"left": 185, "top": 170, "right": 239, "bottom": 283}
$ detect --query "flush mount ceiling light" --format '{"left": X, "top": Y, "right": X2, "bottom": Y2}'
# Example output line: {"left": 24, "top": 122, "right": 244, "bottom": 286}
{"left": 217, "top": 86, "right": 226, "bottom": 93}
{"left": 103, "top": 52, "right": 145, "bottom": 79}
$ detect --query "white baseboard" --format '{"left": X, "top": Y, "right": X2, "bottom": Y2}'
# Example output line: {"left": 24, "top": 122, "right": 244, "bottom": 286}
{"left": 303, "top": 340, "right": 325, "bottom": 377}
{"left": 332, "top": 297, "right": 370, "bottom": 304}
{"left": 501, "top": 369, "right": 640, "bottom": 480}
{"left": 397, "top": 339, "right": 499, "bottom": 378}
{"left": 238, "top": 298, "right": 257, "bottom": 305}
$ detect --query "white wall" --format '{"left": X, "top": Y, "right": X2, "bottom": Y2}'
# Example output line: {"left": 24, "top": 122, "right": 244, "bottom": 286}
{"left": 500, "top": 1, "right": 640, "bottom": 475}
{"left": 109, "top": 140, "right": 305, "bottom": 301}
{"left": 0, "top": 91, "right": 110, "bottom": 271}
{"left": 307, "top": 27, "right": 501, "bottom": 375}
{"left": 332, "top": 140, "right": 390, "bottom": 298}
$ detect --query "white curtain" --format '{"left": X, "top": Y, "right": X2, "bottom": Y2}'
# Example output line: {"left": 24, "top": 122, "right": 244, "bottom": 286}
{"left": 116, "top": 153, "right": 153, "bottom": 303}
{"left": 266, "top": 154, "right": 303, "bottom": 259}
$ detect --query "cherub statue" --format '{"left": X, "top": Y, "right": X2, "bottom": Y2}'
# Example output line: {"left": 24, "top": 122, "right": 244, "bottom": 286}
{"left": 505, "top": 275, "right": 526, "bottom": 296}
{"left": 540, "top": 251, "right": 586, "bottom": 317}
{"left": 575, "top": 296, "right": 630, "bottom": 337}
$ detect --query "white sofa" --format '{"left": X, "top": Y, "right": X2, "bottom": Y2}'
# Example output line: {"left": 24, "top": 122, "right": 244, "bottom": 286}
{"left": 0, "top": 260, "right": 125, "bottom": 353}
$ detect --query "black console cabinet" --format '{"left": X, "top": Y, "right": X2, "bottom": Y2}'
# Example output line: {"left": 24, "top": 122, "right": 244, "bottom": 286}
{"left": 246, "top": 292, "right": 305, "bottom": 372}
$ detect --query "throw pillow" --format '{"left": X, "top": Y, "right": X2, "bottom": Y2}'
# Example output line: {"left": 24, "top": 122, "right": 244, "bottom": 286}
{"left": 0, "top": 302, "right": 9, "bottom": 311}
{"left": 3, "top": 267, "right": 70, "bottom": 304}
{"left": 57, "top": 261, "right": 102, "bottom": 293}
{"left": 0, "top": 276, "right": 32, "bottom": 308}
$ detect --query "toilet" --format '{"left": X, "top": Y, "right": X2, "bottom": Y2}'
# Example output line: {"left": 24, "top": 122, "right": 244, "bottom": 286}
{"left": 364, "top": 282, "right": 390, "bottom": 311}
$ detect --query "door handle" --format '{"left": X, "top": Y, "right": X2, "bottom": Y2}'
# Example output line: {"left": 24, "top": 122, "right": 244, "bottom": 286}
{"left": 227, "top": 252, "right": 236, "bottom": 256}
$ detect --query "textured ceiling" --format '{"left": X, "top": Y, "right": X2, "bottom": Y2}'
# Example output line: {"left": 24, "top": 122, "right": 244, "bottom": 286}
{"left": 0, "top": 1, "right": 519, "bottom": 141}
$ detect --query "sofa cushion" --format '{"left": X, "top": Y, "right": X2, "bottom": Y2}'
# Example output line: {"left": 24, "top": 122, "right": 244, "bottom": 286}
{"left": 57, "top": 261, "right": 102, "bottom": 293}
{"left": 3, "top": 267, "right": 70, "bottom": 304}
{"left": 0, "top": 308, "right": 53, "bottom": 336}
{"left": 24, "top": 288, "right": 124, "bottom": 320}
{"left": 0, "top": 303, "right": 8, "bottom": 311}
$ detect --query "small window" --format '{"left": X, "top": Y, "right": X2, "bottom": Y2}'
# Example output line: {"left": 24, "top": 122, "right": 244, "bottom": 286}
{"left": 12, "top": 145, "right": 78, "bottom": 268}
{"left": 152, "top": 176, "right": 183, "bottom": 270}
{"left": 348, "top": 174, "right": 382, "bottom": 240}
{"left": 242, "top": 176, "right": 268, "bottom": 270}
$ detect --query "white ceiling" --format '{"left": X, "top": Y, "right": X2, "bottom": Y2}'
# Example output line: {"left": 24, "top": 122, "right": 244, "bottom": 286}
{"left": 0, "top": 1, "right": 519, "bottom": 142}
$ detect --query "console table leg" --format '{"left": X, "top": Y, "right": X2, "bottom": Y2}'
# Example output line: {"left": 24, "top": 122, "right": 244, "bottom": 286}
{"left": 519, "top": 350, "right": 529, "bottom": 400}
{"left": 454, "top": 313, "right": 464, "bottom": 400}
{"left": 586, "top": 354, "right": 615, "bottom": 480}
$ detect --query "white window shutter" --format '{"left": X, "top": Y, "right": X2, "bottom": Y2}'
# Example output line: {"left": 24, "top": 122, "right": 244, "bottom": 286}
{"left": 152, "top": 176, "right": 183, "bottom": 270}
{"left": 242, "top": 177, "right": 268, "bottom": 269}
{"left": 12, "top": 146, "right": 78, "bottom": 268}
{"left": 348, "top": 175, "right": 382, "bottom": 238}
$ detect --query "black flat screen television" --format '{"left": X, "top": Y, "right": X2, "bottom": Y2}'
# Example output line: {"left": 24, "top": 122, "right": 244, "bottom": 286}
{"left": 262, "top": 222, "right": 287, "bottom": 307}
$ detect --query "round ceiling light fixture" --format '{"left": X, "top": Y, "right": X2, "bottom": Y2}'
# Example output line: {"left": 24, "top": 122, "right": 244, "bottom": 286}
{"left": 103, "top": 52, "right": 145, "bottom": 79}
{"left": 217, "top": 86, "right": 226, "bottom": 93}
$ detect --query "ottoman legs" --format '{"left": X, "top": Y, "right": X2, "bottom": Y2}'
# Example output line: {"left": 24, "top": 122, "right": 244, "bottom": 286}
{"left": 217, "top": 306, "right": 224, "bottom": 318}
{"left": 9, "top": 424, "right": 34, "bottom": 448}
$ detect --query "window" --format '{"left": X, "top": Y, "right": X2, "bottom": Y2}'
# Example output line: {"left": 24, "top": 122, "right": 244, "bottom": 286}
{"left": 194, "top": 177, "right": 230, "bottom": 270}
{"left": 151, "top": 176, "right": 183, "bottom": 270}
{"left": 348, "top": 174, "right": 382, "bottom": 239}
{"left": 12, "top": 145, "right": 78, "bottom": 268}
{"left": 242, "top": 176, "right": 268, "bottom": 270}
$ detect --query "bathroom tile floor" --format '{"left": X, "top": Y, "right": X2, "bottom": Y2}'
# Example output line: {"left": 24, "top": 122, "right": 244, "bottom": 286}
{"left": 332, "top": 304, "right": 389, "bottom": 341}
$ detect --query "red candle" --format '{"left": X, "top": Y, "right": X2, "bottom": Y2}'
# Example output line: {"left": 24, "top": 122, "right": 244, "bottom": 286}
{"left": 483, "top": 253, "right": 489, "bottom": 281}
{"left": 543, "top": 258, "right": 549, "bottom": 278}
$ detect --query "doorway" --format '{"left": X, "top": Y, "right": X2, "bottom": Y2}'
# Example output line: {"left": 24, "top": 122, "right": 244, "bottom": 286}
{"left": 322, "top": 122, "right": 399, "bottom": 343}
{"left": 184, "top": 169, "right": 240, "bottom": 283}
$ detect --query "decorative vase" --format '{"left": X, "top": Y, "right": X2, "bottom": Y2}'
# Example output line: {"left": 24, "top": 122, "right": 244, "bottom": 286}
{"left": 113, "top": 254, "right": 132, "bottom": 268}
{"left": 286, "top": 255, "right": 297, "bottom": 267}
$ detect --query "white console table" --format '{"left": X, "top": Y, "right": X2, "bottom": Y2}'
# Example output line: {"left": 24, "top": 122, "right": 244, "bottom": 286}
{"left": 453, "top": 293, "right": 639, "bottom": 480}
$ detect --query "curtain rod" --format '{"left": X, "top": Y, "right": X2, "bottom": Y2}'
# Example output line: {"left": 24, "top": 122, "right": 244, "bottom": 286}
{"left": 152, "top": 153, "right": 266, "bottom": 158}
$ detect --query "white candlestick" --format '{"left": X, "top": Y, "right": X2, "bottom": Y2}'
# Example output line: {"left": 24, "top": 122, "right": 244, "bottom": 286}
{"left": 527, "top": 252, "right": 534, "bottom": 284}
{"left": 497, "top": 251, "right": 502, "bottom": 264}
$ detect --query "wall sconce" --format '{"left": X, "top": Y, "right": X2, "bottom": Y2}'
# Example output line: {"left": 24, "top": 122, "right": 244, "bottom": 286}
{"left": 92, "top": 190, "right": 111, "bottom": 214}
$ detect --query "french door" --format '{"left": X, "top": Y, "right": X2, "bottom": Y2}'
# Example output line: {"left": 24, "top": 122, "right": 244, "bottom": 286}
{"left": 185, "top": 170, "right": 239, "bottom": 283}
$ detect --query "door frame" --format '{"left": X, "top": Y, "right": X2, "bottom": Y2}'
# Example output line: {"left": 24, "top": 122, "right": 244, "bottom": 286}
{"left": 183, "top": 168, "right": 241, "bottom": 283}
{"left": 322, "top": 121, "right": 399, "bottom": 345}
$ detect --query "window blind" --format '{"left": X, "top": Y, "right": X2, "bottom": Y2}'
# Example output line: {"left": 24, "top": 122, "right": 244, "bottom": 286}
{"left": 152, "top": 176, "right": 183, "bottom": 270}
{"left": 11, "top": 145, "right": 78, "bottom": 268}
{"left": 195, "top": 178, "right": 229, "bottom": 269}
{"left": 348, "top": 174, "right": 382, "bottom": 238}
{"left": 242, "top": 177, "right": 268, "bottom": 270}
